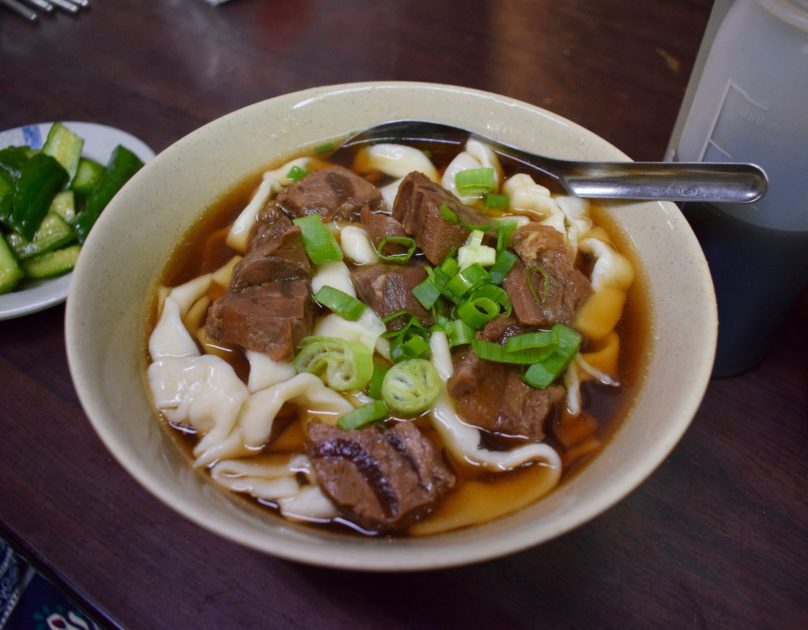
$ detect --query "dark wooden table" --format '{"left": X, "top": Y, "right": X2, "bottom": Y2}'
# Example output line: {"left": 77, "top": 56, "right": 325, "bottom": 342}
{"left": 2, "top": 1, "right": 806, "bottom": 627}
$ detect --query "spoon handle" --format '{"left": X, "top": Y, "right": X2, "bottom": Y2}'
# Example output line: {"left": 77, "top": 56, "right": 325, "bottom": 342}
{"left": 561, "top": 162, "right": 768, "bottom": 203}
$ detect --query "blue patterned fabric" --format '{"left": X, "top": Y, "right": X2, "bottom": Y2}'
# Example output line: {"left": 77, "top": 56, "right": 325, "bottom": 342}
{"left": 0, "top": 540, "right": 98, "bottom": 630}
{"left": 0, "top": 540, "right": 34, "bottom": 628}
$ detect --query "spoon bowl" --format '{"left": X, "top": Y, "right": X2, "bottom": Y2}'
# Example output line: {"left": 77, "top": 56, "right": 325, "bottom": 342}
{"left": 333, "top": 120, "right": 767, "bottom": 203}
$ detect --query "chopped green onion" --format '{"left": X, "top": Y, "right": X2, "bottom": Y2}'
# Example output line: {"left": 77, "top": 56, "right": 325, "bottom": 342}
{"left": 469, "top": 284, "right": 511, "bottom": 315}
{"left": 381, "top": 359, "right": 441, "bottom": 416}
{"left": 505, "top": 328, "right": 560, "bottom": 353}
{"left": 471, "top": 339, "right": 554, "bottom": 365}
{"left": 375, "top": 235, "right": 416, "bottom": 263}
{"left": 438, "top": 203, "right": 459, "bottom": 225}
{"left": 458, "top": 296, "right": 499, "bottom": 329}
{"left": 445, "top": 263, "right": 491, "bottom": 302}
{"left": 422, "top": 149, "right": 432, "bottom": 158}
{"left": 314, "top": 142, "right": 335, "bottom": 154}
{"left": 523, "top": 326, "right": 582, "bottom": 388}
{"left": 368, "top": 361, "right": 389, "bottom": 399}
{"left": 526, "top": 263, "right": 550, "bottom": 304}
{"left": 489, "top": 249, "right": 518, "bottom": 285}
{"left": 457, "top": 229, "right": 497, "bottom": 269}
{"left": 391, "top": 332, "right": 431, "bottom": 363}
{"left": 382, "top": 309, "right": 414, "bottom": 325}
{"left": 484, "top": 193, "right": 510, "bottom": 209}
{"left": 455, "top": 168, "right": 496, "bottom": 196}
{"left": 495, "top": 220, "right": 518, "bottom": 251}
{"left": 337, "top": 400, "right": 390, "bottom": 430}
{"left": 438, "top": 202, "right": 490, "bottom": 232}
{"left": 287, "top": 165, "right": 308, "bottom": 182}
{"left": 292, "top": 214, "right": 343, "bottom": 265}
{"left": 293, "top": 336, "right": 373, "bottom": 391}
{"left": 440, "top": 255, "right": 460, "bottom": 277}
{"left": 312, "top": 285, "right": 367, "bottom": 321}
{"left": 443, "top": 319, "right": 475, "bottom": 347}
{"left": 412, "top": 277, "right": 442, "bottom": 310}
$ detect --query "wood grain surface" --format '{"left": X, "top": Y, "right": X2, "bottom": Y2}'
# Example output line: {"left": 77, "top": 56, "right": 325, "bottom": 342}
{"left": 1, "top": 1, "right": 806, "bottom": 628}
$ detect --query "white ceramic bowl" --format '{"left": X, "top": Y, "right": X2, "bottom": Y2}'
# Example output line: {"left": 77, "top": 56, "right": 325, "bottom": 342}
{"left": 66, "top": 82, "right": 717, "bottom": 571}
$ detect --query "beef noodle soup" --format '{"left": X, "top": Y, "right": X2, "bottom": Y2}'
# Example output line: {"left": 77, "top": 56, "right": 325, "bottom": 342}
{"left": 146, "top": 136, "right": 649, "bottom": 537}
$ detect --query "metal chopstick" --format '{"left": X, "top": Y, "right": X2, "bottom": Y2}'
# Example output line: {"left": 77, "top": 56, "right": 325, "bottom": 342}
{"left": 1, "top": 0, "right": 37, "bottom": 19}
{"left": 21, "top": 0, "right": 53, "bottom": 12}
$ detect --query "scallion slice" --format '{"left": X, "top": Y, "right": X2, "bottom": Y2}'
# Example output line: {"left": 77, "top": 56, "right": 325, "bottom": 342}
{"left": 314, "top": 142, "right": 335, "bottom": 154}
{"left": 412, "top": 277, "right": 442, "bottom": 310}
{"left": 293, "top": 214, "right": 343, "bottom": 265}
{"left": 368, "top": 361, "right": 389, "bottom": 399}
{"left": 287, "top": 165, "right": 308, "bottom": 182}
{"left": 505, "top": 328, "right": 560, "bottom": 353}
{"left": 293, "top": 336, "right": 373, "bottom": 391}
{"left": 337, "top": 400, "right": 390, "bottom": 431}
{"left": 455, "top": 168, "right": 496, "bottom": 196}
{"left": 495, "top": 220, "right": 518, "bottom": 251}
{"left": 458, "top": 296, "right": 499, "bottom": 329}
{"left": 468, "top": 284, "right": 511, "bottom": 316}
{"left": 445, "top": 263, "right": 491, "bottom": 302}
{"left": 443, "top": 319, "right": 475, "bottom": 347}
{"left": 484, "top": 193, "right": 509, "bottom": 209}
{"left": 312, "top": 285, "right": 367, "bottom": 321}
{"left": 526, "top": 264, "right": 550, "bottom": 304}
{"left": 489, "top": 249, "right": 518, "bottom": 285}
{"left": 381, "top": 359, "right": 441, "bottom": 416}
{"left": 471, "top": 339, "right": 554, "bottom": 364}
{"left": 523, "top": 327, "right": 582, "bottom": 388}
{"left": 375, "top": 235, "right": 416, "bottom": 263}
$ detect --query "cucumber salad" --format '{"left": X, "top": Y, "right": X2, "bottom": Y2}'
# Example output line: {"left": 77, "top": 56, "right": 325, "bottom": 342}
{"left": 0, "top": 122, "right": 143, "bottom": 293}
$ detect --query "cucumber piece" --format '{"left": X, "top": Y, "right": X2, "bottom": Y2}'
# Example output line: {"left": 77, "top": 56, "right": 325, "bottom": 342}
{"left": 42, "top": 122, "right": 84, "bottom": 182}
{"left": 0, "top": 234, "right": 23, "bottom": 293}
{"left": 72, "top": 158, "right": 106, "bottom": 197}
{"left": 50, "top": 190, "right": 76, "bottom": 224}
{"left": 0, "top": 146, "right": 30, "bottom": 180}
{"left": 74, "top": 145, "right": 143, "bottom": 244}
{"left": 9, "top": 153, "right": 69, "bottom": 241}
{"left": 0, "top": 171, "right": 13, "bottom": 226}
{"left": 6, "top": 213, "right": 76, "bottom": 260}
{"left": 22, "top": 244, "right": 81, "bottom": 280}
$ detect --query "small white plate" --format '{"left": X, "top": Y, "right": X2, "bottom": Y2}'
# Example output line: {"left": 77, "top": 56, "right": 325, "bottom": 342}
{"left": 0, "top": 121, "right": 155, "bottom": 320}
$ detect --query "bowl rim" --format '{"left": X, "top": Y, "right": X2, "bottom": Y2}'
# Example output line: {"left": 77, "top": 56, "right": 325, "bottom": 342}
{"left": 65, "top": 81, "right": 717, "bottom": 571}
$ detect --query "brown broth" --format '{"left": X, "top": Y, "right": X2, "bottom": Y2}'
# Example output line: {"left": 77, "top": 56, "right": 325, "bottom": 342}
{"left": 147, "top": 144, "right": 652, "bottom": 537}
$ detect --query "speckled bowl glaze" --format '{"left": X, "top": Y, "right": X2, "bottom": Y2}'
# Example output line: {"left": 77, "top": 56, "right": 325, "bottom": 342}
{"left": 66, "top": 82, "right": 717, "bottom": 571}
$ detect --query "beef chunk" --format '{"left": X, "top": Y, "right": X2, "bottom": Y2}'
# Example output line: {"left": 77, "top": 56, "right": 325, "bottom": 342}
{"left": 275, "top": 165, "right": 382, "bottom": 222}
{"left": 231, "top": 219, "right": 310, "bottom": 290}
{"left": 350, "top": 263, "right": 432, "bottom": 323}
{"left": 206, "top": 280, "right": 313, "bottom": 361}
{"left": 478, "top": 315, "right": 531, "bottom": 343}
{"left": 305, "top": 420, "right": 455, "bottom": 533}
{"left": 503, "top": 224, "right": 591, "bottom": 327}
{"left": 448, "top": 348, "right": 563, "bottom": 442}
{"left": 249, "top": 204, "right": 294, "bottom": 249}
{"left": 359, "top": 205, "right": 408, "bottom": 255}
{"left": 392, "top": 171, "right": 490, "bottom": 264}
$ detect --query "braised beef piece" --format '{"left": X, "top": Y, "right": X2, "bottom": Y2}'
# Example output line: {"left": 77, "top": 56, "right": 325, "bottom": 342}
{"left": 478, "top": 315, "right": 531, "bottom": 343}
{"left": 359, "top": 205, "right": 409, "bottom": 256}
{"left": 448, "top": 349, "right": 564, "bottom": 442}
{"left": 350, "top": 263, "right": 432, "bottom": 324}
{"left": 231, "top": 216, "right": 311, "bottom": 290}
{"left": 206, "top": 280, "right": 313, "bottom": 361}
{"left": 447, "top": 315, "right": 564, "bottom": 442}
{"left": 503, "top": 224, "right": 591, "bottom": 327}
{"left": 392, "top": 171, "right": 490, "bottom": 264}
{"left": 249, "top": 204, "right": 294, "bottom": 249}
{"left": 275, "top": 165, "right": 382, "bottom": 222}
{"left": 305, "top": 420, "right": 455, "bottom": 533}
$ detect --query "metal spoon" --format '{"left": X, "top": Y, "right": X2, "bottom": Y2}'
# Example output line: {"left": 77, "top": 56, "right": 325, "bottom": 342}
{"left": 333, "top": 120, "right": 767, "bottom": 203}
